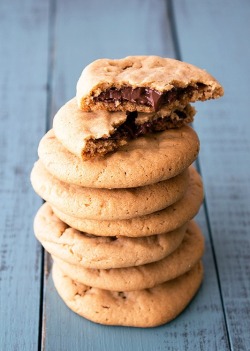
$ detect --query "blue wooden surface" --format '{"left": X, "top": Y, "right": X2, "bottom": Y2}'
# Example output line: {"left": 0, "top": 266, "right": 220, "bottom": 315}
{"left": 173, "top": 1, "right": 250, "bottom": 349}
{"left": 0, "top": 1, "right": 49, "bottom": 350}
{"left": 0, "top": 0, "right": 249, "bottom": 350}
{"left": 49, "top": 0, "right": 176, "bottom": 119}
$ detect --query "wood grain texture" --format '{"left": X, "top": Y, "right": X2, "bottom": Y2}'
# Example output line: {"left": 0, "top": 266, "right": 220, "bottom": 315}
{"left": 0, "top": 1, "right": 49, "bottom": 350}
{"left": 49, "top": 0, "right": 176, "bottom": 120}
{"left": 173, "top": 0, "right": 250, "bottom": 350}
{"left": 42, "top": 1, "right": 229, "bottom": 350}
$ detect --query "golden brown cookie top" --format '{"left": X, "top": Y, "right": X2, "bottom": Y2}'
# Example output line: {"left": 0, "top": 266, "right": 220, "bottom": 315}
{"left": 34, "top": 203, "right": 186, "bottom": 269}
{"left": 53, "top": 220, "right": 204, "bottom": 292}
{"left": 52, "top": 167, "right": 204, "bottom": 237}
{"left": 31, "top": 160, "right": 189, "bottom": 221}
{"left": 76, "top": 56, "right": 223, "bottom": 112}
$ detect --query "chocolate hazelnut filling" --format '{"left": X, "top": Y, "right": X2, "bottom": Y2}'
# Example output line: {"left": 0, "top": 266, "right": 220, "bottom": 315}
{"left": 110, "top": 110, "right": 189, "bottom": 141}
{"left": 83, "top": 106, "right": 194, "bottom": 159}
{"left": 95, "top": 85, "right": 205, "bottom": 111}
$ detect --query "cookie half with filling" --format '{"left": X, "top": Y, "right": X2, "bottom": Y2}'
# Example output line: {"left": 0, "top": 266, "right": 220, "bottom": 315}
{"left": 38, "top": 127, "right": 199, "bottom": 189}
{"left": 76, "top": 56, "right": 223, "bottom": 113}
{"left": 53, "top": 98, "right": 195, "bottom": 159}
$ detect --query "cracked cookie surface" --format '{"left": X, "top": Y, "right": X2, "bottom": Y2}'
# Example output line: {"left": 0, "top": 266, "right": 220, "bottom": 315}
{"left": 34, "top": 203, "right": 186, "bottom": 269}
{"left": 31, "top": 160, "right": 189, "bottom": 220}
{"left": 51, "top": 167, "right": 204, "bottom": 237}
{"left": 53, "top": 221, "right": 204, "bottom": 291}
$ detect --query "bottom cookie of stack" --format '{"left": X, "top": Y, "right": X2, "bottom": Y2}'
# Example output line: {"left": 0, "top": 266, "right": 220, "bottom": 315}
{"left": 34, "top": 202, "right": 204, "bottom": 327}
{"left": 52, "top": 261, "right": 203, "bottom": 328}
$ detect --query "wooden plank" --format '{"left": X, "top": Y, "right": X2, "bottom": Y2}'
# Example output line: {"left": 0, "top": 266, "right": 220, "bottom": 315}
{"left": 42, "top": 0, "right": 229, "bottom": 349}
{"left": 49, "top": 0, "right": 176, "bottom": 119}
{"left": 172, "top": 0, "right": 250, "bottom": 350}
{"left": 0, "top": 1, "right": 50, "bottom": 350}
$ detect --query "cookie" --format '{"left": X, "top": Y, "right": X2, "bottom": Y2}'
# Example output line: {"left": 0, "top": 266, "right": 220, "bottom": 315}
{"left": 52, "top": 220, "right": 204, "bottom": 291}
{"left": 31, "top": 160, "right": 189, "bottom": 220}
{"left": 76, "top": 56, "right": 223, "bottom": 112}
{"left": 52, "top": 261, "right": 203, "bottom": 327}
{"left": 34, "top": 203, "right": 186, "bottom": 269}
{"left": 52, "top": 166, "right": 203, "bottom": 237}
{"left": 53, "top": 98, "right": 195, "bottom": 159}
{"left": 38, "top": 126, "right": 199, "bottom": 189}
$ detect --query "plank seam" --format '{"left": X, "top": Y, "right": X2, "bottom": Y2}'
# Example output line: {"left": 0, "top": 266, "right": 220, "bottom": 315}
{"left": 46, "top": 0, "right": 57, "bottom": 133}
{"left": 195, "top": 160, "right": 232, "bottom": 351}
{"left": 38, "top": 247, "right": 45, "bottom": 351}
{"left": 167, "top": 1, "right": 232, "bottom": 350}
{"left": 38, "top": 0, "right": 57, "bottom": 350}
{"left": 166, "top": 0, "right": 182, "bottom": 61}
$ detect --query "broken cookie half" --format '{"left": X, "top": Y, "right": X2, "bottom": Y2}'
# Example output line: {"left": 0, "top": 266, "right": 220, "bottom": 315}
{"left": 76, "top": 56, "right": 224, "bottom": 113}
{"left": 53, "top": 98, "right": 195, "bottom": 160}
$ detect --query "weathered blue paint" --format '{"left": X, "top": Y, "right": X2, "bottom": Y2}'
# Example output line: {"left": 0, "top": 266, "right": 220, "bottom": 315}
{"left": 173, "top": 1, "right": 250, "bottom": 350}
{"left": 1, "top": 0, "right": 249, "bottom": 349}
{"left": 0, "top": 1, "right": 50, "bottom": 350}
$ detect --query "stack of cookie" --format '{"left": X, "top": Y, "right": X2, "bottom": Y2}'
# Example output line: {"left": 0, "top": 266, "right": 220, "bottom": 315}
{"left": 31, "top": 56, "right": 223, "bottom": 327}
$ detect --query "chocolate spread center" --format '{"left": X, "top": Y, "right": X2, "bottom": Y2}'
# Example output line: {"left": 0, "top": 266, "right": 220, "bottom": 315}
{"left": 95, "top": 86, "right": 199, "bottom": 111}
{"left": 110, "top": 110, "right": 187, "bottom": 141}
{"left": 96, "top": 87, "right": 165, "bottom": 110}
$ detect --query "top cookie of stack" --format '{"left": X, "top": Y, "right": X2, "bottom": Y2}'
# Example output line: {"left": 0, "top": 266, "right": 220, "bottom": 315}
{"left": 76, "top": 56, "right": 222, "bottom": 113}
{"left": 53, "top": 56, "right": 223, "bottom": 161}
